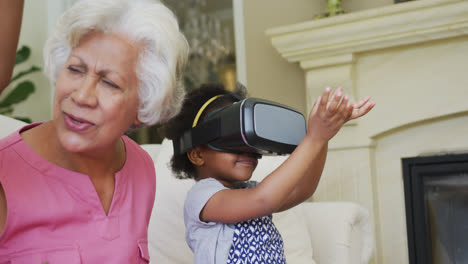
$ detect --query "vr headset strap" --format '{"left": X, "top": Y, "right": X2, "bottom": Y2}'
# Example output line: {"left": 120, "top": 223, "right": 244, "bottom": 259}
{"left": 173, "top": 118, "right": 222, "bottom": 155}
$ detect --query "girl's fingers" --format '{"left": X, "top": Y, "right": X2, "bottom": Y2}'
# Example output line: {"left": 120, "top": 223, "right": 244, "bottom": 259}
{"left": 309, "top": 88, "right": 330, "bottom": 119}
{"left": 350, "top": 100, "right": 376, "bottom": 119}
{"left": 326, "top": 87, "right": 343, "bottom": 114}
{"left": 310, "top": 86, "right": 375, "bottom": 124}
{"left": 314, "top": 87, "right": 375, "bottom": 121}
{"left": 354, "top": 96, "right": 370, "bottom": 109}
{"left": 346, "top": 103, "right": 354, "bottom": 120}
{"left": 336, "top": 95, "right": 349, "bottom": 115}
{"left": 311, "top": 95, "right": 322, "bottom": 115}
{"left": 319, "top": 87, "right": 331, "bottom": 110}
{"left": 328, "top": 96, "right": 353, "bottom": 124}
{"left": 341, "top": 96, "right": 353, "bottom": 121}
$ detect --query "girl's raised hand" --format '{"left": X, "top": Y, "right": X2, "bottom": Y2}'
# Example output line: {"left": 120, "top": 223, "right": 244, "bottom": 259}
{"left": 307, "top": 87, "right": 375, "bottom": 142}
{"left": 349, "top": 94, "right": 375, "bottom": 121}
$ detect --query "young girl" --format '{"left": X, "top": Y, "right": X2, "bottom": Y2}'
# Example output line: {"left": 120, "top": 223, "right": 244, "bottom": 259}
{"left": 163, "top": 83, "right": 375, "bottom": 264}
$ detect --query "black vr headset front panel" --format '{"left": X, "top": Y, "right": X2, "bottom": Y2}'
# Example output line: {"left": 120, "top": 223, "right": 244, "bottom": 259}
{"left": 240, "top": 98, "right": 306, "bottom": 155}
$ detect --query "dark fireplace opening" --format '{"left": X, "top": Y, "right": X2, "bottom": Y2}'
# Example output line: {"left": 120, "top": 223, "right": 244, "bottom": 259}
{"left": 402, "top": 153, "right": 468, "bottom": 264}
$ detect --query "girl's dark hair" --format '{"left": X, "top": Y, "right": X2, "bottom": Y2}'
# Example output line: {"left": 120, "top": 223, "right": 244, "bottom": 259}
{"left": 162, "top": 82, "right": 248, "bottom": 179}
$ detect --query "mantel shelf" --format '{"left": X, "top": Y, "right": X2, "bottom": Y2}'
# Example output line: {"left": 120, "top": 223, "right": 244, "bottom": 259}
{"left": 266, "top": 0, "right": 468, "bottom": 69}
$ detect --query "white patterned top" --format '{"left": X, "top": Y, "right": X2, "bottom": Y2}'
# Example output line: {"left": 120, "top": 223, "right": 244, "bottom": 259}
{"left": 184, "top": 178, "right": 286, "bottom": 264}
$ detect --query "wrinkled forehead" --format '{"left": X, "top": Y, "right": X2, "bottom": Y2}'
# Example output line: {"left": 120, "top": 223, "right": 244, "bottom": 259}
{"left": 72, "top": 32, "right": 140, "bottom": 69}
{"left": 66, "top": 32, "right": 141, "bottom": 89}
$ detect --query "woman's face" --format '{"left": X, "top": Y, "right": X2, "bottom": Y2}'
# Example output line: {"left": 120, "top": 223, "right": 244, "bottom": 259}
{"left": 53, "top": 31, "right": 141, "bottom": 154}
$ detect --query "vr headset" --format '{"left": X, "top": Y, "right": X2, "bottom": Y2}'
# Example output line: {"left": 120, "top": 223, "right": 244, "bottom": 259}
{"left": 173, "top": 96, "right": 306, "bottom": 156}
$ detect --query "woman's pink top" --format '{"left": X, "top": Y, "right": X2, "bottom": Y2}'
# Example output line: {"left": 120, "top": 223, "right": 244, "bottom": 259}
{"left": 0, "top": 123, "right": 156, "bottom": 263}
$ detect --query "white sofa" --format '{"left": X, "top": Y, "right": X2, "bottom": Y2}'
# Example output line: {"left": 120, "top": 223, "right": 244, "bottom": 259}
{"left": 0, "top": 115, "right": 374, "bottom": 264}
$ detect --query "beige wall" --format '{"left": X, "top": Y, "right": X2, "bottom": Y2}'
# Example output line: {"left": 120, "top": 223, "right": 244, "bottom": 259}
{"left": 343, "top": 0, "right": 393, "bottom": 12}
{"left": 242, "top": 0, "right": 323, "bottom": 114}
{"left": 10, "top": 0, "right": 51, "bottom": 122}
{"left": 3, "top": 0, "right": 78, "bottom": 123}
{"left": 242, "top": 0, "right": 393, "bottom": 114}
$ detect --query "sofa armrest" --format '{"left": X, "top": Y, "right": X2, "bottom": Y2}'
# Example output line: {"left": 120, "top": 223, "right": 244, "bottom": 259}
{"left": 298, "top": 202, "right": 374, "bottom": 264}
{"left": 0, "top": 114, "right": 26, "bottom": 138}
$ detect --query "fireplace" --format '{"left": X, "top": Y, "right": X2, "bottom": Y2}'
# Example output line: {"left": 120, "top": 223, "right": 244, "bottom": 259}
{"left": 267, "top": 0, "right": 468, "bottom": 262}
{"left": 402, "top": 153, "right": 468, "bottom": 264}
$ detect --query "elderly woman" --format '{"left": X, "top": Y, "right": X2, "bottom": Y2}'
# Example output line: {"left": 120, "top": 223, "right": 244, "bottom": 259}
{"left": 0, "top": 0, "right": 188, "bottom": 262}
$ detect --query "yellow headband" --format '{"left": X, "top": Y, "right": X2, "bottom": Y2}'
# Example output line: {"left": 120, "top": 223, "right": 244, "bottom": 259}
{"left": 192, "top": 95, "right": 223, "bottom": 128}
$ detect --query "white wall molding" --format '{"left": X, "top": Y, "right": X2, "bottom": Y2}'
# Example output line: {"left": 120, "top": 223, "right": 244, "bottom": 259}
{"left": 267, "top": 0, "right": 468, "bottom": 64}
{"left": 300, "top": 53, "right": 354, "bottom": 70}
{"left": 233, "top": 0, "right": 247, "bottom": 86}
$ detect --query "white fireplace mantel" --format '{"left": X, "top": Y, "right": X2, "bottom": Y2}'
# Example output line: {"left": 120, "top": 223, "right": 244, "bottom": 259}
{"left": 266, "top": 0, "right": 468, "bottom": 70}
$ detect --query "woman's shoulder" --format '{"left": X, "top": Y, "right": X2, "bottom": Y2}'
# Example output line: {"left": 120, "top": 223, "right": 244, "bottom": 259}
{"left": 122, "top": 136, "right": 151, "bottom": 157}
{"left": 121, "top": 135, "right": 155, "bottom": 172}
{"left": 0, "top": 122, "right": 41, "bottom": 152}
{"left": 0, "top": 130, "right": 20, "bottom": 152}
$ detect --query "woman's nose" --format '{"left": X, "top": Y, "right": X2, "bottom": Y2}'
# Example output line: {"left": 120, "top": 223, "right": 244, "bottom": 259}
{"left": 71, "top": 75, "right": 98, "bottom": 107}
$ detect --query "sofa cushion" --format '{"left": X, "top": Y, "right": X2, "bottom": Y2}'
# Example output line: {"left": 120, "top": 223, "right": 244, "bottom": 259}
{"left": 300, "top": 202, "right": 375, "bottom": 264}
{"left": 144, "top": 140, "right": 195, "bottom": 263}
{"left": 274, "top": 207, "right": 317, "bottom": 264}
{"left": 0, "top": 115, "right": 27, "bottom": 138}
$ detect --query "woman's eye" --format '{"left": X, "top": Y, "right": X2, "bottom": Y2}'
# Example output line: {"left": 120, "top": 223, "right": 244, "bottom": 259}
{"left": 67, "top": 66, "right": 82, "bottom": 73}
{"left": 102, "top": 79, "right": 120, "bottom": 89}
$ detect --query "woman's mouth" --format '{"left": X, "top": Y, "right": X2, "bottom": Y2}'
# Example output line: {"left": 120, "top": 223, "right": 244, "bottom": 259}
{"left": 63, "top": 112, "right": 95, "bottom": 132}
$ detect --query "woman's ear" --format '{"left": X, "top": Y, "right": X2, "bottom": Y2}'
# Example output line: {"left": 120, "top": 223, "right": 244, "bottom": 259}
{"left": 132, "top": 118, "right": 142, "bottom": 126}
{"left": 187, "top": 147, "right": 205, "bottom": 167}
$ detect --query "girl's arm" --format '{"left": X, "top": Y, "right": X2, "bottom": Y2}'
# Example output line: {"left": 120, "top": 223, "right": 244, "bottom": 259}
{"left": 276, "top": 91, "right": 375, "bottom": 212}
{"left": 274, "top": 143, "right": 327, "bottom": 212}
{"left": 200, "top": 88, "right": 375, "bottom": 224}
{"left": 0, "top": 0, "right": 24, "bottom": 93}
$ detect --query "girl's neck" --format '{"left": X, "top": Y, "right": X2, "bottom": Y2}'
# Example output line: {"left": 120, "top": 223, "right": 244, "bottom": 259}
{"left": 197, "top": 175, "right": 245, "bottom": 189}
